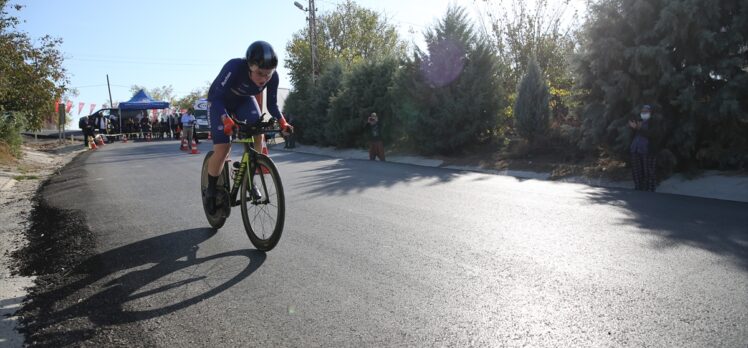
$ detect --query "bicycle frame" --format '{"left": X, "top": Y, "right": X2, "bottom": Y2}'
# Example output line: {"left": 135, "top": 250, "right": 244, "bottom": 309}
{"left": 227, "top": 136, "right": 271, "bottom": 207}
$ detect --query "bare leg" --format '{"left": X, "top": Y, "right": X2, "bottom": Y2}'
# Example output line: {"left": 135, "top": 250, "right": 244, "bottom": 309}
{"left": 208, "top": 143, "right": 231, "bottom": 177}
{"left": 253, "top": 134, "right": 264, "bottom": 154}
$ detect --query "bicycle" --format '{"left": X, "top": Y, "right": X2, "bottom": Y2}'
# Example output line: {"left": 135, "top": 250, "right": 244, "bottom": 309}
{"left": 200, "top": 117, "right": 285, "bottom": 251}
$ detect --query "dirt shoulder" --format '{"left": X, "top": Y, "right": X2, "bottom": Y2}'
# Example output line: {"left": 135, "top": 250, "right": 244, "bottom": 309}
{"left": 0, "top": 137, "right": 87, "bottom": 347}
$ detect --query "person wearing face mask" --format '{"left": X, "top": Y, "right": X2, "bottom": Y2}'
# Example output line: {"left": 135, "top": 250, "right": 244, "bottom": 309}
{"left": 628, "top": 104, "right": 658, "bottom": 191}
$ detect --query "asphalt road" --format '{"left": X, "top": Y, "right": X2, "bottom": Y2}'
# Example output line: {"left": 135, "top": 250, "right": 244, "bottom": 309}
{"left": 39, "top": 140, "right": 748, "bottom": 347}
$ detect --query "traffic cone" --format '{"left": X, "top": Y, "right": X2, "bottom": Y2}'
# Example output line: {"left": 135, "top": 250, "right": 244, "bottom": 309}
{"left": 96, "top": 135, "right": 104, "bottom": 146}
{"left": 180, "top": 138, "right": 188, "bottom": 151}
{"left": 122, "top": 134, "right": 128, "bottom": 143}
{"left": 89, "top": 136, "right": 97, "bottom": 150}
{"left": 207, "top": 131, "right": 212, "bottom": 140}
{"left": 258, "top": 136, "right": 270, "bottom": 174}
{"left": 191, "top": 139, "right": 199, "bottom": 154}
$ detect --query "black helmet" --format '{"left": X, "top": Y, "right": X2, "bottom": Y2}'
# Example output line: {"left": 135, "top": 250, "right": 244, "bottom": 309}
{"left": 246, "top": 41, "right": 278, "bottom": 69}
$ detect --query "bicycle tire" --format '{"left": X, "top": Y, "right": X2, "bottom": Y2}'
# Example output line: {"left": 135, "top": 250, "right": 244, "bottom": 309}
{"left": 201, "top": 151, "right": 231, "bottom": 229}
{"left": 240, "top": 154, "right": 285, "bottom": 251}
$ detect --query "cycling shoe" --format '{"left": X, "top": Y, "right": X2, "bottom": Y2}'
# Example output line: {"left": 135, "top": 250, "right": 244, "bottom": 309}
{"left": 205, "top": 188, "right": 217, "bottom": 215}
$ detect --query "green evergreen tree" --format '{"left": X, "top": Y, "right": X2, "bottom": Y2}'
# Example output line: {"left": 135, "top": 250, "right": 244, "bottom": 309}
{"left": 576, "top": 0, "right": 748, "bottom": 170}
{"left": 284, "top": 0, "right": 406, "bottom": 146}
{"left": 514, "top": 58, "right": 550, "bottom": 142}
{"left": 397, "top": 6, "right": 509, "bottom": 155}
{"left": 325, "top": 57, "right": 399, "bottom": 148}
{"left": 285, "top": 62, "right": 344, "bottom": 146}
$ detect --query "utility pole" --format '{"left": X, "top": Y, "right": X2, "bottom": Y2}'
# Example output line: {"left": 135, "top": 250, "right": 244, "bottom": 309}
{"left": 309, "top": 0, "right": 318, "bottom": 82}
{"left": 106, "top": 74, "right": 114, "bottom": 108}
{"left": 294, "top": 0, "right": 318, "bottom": 83}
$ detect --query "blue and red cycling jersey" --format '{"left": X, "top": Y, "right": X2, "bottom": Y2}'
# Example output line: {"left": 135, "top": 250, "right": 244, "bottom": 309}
{"left": 207, "top": 58, "right": 283, "bottom": 143}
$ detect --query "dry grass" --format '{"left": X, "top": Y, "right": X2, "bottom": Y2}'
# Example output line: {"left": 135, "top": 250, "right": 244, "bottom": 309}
{"left": 0, "top": 142, "right": 18, "bottom": 166}
{"left": 431, "top": 138, "right": 631, "bottom": 182}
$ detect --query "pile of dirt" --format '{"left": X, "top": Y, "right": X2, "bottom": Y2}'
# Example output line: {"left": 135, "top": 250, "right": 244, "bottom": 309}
{"left": 7, "top": 147, "right": 156, "bottom": 347}
{"left": 12, "top": 197, "right": 95, "bottom": 276}
{"left": 10, "top": 192, "right": 99, "bottom": 346}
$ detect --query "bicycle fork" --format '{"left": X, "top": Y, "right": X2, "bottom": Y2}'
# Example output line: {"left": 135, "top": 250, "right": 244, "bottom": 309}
{"left": 229, "top": 150, "right": 250, "bottom": 207}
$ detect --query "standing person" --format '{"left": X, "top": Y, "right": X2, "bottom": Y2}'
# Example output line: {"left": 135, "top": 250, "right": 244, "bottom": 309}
{"left": 141, "top": 116, "right": 152, "bottom": 140}
{"left": 181, "top": 109, "right": 196, "bottom": 150}
{"left": 97, "top": 115, "right": 109, "bottom": 143}
{"left": 204, "top": 41, "right": 293, "bottom": 214}
{"left": 192, "top": 109, "right": 200, "bottom": 145}
{"left": 365, "top": 112, "right": 385, "bottom": 161}
{"left": 79, "top": 115, "right": 94, "bottom": 148}
{"left": 629, "top": 104, "right": 660, "bottom": 192}
{"left": 161, "top": 117, "right": 169, "bottom": 139}
{"left": 283, "top": 113, "right": 296, "bottom": 149}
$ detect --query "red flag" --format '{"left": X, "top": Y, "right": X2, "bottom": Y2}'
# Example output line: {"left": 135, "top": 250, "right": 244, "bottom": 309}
{"left": 65, "top": 100, "right": 73, "bottom": 113}
{"left": 89, "top": 103, "right": 96, "bottom": 114}
{"left": 77, "top": 102, "right": 85, "bottom": 115}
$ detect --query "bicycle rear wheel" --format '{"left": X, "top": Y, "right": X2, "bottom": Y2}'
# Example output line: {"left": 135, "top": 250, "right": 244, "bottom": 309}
{"left": 201, "top": 151, "right": 231, "bottom": 229}
{"left": 240, "top": 154, "right": 285, "bottom": 251}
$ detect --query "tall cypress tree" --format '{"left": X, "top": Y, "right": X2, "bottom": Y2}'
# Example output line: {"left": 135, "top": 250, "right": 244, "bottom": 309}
{"left": 397, "top": 6, "right": 508, "bottom": 155}
{"left": 576, "top": 0, "right": 748, "bottom": 170}
{"left": 514, "top": 58, "right": 551, "bottom": 143}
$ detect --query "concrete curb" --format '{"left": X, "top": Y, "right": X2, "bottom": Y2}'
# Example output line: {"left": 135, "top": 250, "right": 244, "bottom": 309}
{"left": 274, "top": 144, "right": 748, "bottom": 203}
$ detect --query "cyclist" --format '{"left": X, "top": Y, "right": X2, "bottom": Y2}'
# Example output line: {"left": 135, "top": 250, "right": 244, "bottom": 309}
{"left": 205, "top": 41, "right": 292, "bottom": 214}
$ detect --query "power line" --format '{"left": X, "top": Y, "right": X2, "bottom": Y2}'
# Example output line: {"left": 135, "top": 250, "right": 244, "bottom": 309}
{"left": 71, "top": 84, "right": 130, "bottom": 89}
{"left": 66, "top": 57, "right": 214, "bottom": 66}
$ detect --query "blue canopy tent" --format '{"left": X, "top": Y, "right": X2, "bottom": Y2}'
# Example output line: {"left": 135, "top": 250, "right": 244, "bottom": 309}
{"left": 117, "top": 89, "right": 170, "bottom": 136}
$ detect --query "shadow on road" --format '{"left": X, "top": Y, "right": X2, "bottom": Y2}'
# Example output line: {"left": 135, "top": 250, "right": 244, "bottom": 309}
{"left": 275, "top": 154, "right": 464, "bottom": 197}
{"left": 583, "top": 188, "right": 748, "bottom": 271}
{"left": 23, "top": 228, "right": 266, "bottom": 346}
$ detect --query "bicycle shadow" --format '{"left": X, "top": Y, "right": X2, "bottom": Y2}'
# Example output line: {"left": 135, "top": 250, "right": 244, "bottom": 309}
{"left": 24, "top": 228, "right": 266, "bottom": 346}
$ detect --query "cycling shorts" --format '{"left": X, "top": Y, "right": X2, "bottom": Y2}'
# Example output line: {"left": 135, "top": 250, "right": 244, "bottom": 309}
{"left": 208, "top": 96, "right": 262, "bottom": 144}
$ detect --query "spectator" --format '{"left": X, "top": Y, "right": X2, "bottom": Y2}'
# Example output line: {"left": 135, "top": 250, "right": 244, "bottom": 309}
{"left": 96, "top": 115, "right": 108, "bottom": 143}
{"left": 283, "top": 113, "right": 296, "bottom": 149}
{"left": 141, "top": 116, "right": 152, "bottom": 140}
{"left": 181, "top": 109, "right": 196, "bottom": 150}
{"left": 365, "top": 112, "right": 385, "bottom": 161}
{"left": 79, "top": 115, "right": 94, "bottom": 148}
{"left": 160, "top": 118, "right": 169, "bottom": 139}
{"left": 629, "top": 104, "right": 660, "bottom": 192}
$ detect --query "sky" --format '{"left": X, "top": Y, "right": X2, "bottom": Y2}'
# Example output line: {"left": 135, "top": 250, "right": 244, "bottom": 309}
{"left": 12, "top": 0, "right": 462, "bottom": 110}
{"left": 12, "top": 0, "right": 583, "bottom": 119}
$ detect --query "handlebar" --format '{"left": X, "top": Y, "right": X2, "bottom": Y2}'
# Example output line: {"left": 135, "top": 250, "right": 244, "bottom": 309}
{"left": 228, "top": 113, "right": 280, "bottom": 137}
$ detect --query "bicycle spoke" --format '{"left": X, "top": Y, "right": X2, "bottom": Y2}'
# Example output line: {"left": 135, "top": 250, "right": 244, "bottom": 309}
{"left": 240, "top": 156, "right": 285, "bottom": 251}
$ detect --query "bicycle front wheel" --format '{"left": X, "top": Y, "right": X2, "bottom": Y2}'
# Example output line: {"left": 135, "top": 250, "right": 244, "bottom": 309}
{"left": 240, "top": 154, "right": 285, "bottom": 251}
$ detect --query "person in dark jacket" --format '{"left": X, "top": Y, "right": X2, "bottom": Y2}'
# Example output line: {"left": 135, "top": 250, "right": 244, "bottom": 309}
{"left": 629, "top": 104, "right": 660, "bottom": 191}
{"left": 365, "top": 112, "right": 385, "bottom": 161}
{"left": 79, "top": 116, "right": 94, "bottom": 147}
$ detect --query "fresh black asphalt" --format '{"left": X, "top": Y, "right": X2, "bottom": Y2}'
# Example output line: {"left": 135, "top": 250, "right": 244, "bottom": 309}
{"left": 26, "top": 140, "right": 748, "bottom": 347}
